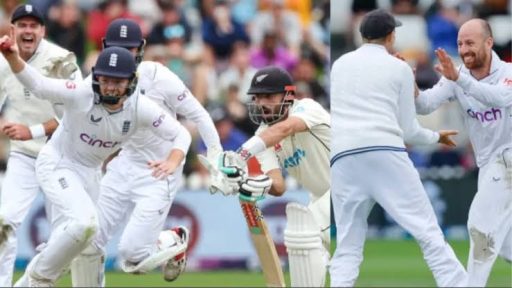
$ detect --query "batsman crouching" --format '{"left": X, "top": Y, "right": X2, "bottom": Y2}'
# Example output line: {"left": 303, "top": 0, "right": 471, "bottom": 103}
{"left": 218, "top": 66, "right": 331, "bottom": 287}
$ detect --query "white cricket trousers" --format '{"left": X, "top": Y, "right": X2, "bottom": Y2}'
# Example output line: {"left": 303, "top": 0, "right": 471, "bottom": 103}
{"left": 467, "top": 148, "right": 512, "bottom": 286}
{"left": 29, "top": 145, "right": 100, "bottom": 281}
{"left": 330, "top": 150, "right": 467, "bottom": 287}
{"left": 0, "top": 153, "right": 42, "bottom": 286}
{"left": 93, "top": 155, "right": 183, "bottom": 263}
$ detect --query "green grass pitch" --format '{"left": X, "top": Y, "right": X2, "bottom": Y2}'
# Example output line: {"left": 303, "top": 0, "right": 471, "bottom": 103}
{"left": 13, "top": 239, "right": 510, "bottom": 287}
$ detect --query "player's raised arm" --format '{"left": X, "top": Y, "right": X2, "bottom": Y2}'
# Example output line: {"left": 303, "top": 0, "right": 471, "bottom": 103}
{"left": 152, "top": 65, "right": 222, "bottom": 159}
{"left": 0, "top": 29, "right": 81, "bottom": 106}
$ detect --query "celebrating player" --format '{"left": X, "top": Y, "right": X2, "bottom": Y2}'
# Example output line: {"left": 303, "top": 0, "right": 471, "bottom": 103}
{"left": 329, "top": 9, "right": 467, "bottom": 287}
{"left": 415, "top": 18, "right": 512, "bottom": 286}
{"left": 70, "top": 19, "right": 223, "bottom": 286}
{"left": 218, "top": 66, "right": 330, "bottom": 287}
{"left": 0, "top": 4, "right": 82, "bottom": 286}
{"left": 0, "top": 30, "right": 191, "bottom": 286}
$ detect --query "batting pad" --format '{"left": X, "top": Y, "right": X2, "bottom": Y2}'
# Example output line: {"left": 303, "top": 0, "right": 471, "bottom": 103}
{"left": 71, "top": 244, "right": 105, "bottom": 287}
{"left": 284, "top": 203, "right": 328, "bottom": 287}
{"left": 308, "top": 190, "right": 331, "bottom": 250}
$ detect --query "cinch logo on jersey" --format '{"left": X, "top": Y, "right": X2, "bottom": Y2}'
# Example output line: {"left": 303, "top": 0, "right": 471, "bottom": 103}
{"left": 466, "top": 108, "right": 502, "bottom": 123}
{"left": 283, "top": 149, "right": 305, "bottom": 169}
{"left": 80, "top": 133, "right": 120, "bottom": 148}
{"left": 153, "top": 114, "right": 166, "bottom": 127}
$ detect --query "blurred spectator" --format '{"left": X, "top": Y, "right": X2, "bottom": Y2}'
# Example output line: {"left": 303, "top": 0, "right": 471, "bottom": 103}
{"left": 425, "top": 0, "right": 460, "bottom": 57}
{"left": 146, "top": 1, "right": 192, "bottom": 45}
{"left": 301, "top": 20, "right": 329, "bottom": 66}
{"left": 47, "top": 0, "right": 85, "bottom": 64}
{"left": 391, "top": 0, "right": 420, "bottom": 15}
{"left": 86, "top": 0, "right": 146, "bottom": 49}
{"left": 28, "top": 0, "right": 59, "bottom": 17}
{"left": 250, "top": 29, "right": 298, "bottom": 72}
{"left": 292, "top": 58, "right": 328, "bottom": 106}
{"left": 0, "top": 0, "right": 20, "bottom": 36}
{"left": 477, "top": 0, "right": 510, "bottom": 17}
{"left": 250, "top": 0, "right": 302, "bottom": 55}
{"left": 192, "top": 46, "right": 220, "bottom": 105}
{"left": 224, "top": 84, "right": 256, "bottom": 136}
{"left": 231, "top": 0, "right": 258, "bottom": 25}
{"left": 128, "top": 0, "right": 161, "bottom": 29}
{"left": 196, "top": 104, "right": 248, "bottom": 153}
{"left": 165, "top": 30, "right": 194, "bottom": 87}
{"left": 218, "top": 41, "right": 257, "bottom": 103}
{"left": 201, "top": 0, "right": 250, "bottom": 67}
{"left": 143, "top": 44, "right": 169, "bottom": 65}
{"left": 429, "top": 146, "right": 463, "bottom": 167}
{"left": 407, "top": 145, "right": 430, "bottom": 169}
{"left": 413, "top": 50, "right": 440, "bottom": 90}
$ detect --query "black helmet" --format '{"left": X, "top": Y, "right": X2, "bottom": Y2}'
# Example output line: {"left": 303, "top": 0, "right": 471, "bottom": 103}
{"left": 247, "top": 66, "right": 295, "bottom": 95}
{"left": 247, "top": 66, "right": 296, "bottom": 125}
{"left": 92, "top": 47, "right": 138, "bottom": 105}
{"left": 103, "top": 19, "right": 145, "bottom": 65}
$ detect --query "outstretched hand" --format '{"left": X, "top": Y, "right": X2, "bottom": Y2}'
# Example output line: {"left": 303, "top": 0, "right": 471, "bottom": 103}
{"left": 438, "top": 130, "right": 458, "bottom": 147}
{"left": 148, "top": 160, "right": 177, "bottom": 180}
{"left": 2, "top": 122, "right": 32, "bottom": 141}
{"left": 0, "top": 26, "right": 19, "bottom": 59}
{"left": 434, "top": 48, "right": 459, "bottom": 81}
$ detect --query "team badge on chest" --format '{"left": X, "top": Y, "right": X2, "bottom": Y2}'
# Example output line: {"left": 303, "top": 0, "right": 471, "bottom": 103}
{"left": 122, "top": 120, "right": 131, "bottom": 135}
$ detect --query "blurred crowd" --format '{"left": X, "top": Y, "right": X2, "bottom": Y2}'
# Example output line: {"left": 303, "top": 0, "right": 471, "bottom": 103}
{"left": 332, "top": 0, "right": 511, "bottom": 177}
{"left": 0, "top": 0, "right": 330, "bottom": 179}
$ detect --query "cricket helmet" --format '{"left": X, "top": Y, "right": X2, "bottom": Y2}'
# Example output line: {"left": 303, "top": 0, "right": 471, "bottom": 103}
{"left": 103, "top": 18, "right": 146, "bottom": 65}
{"left": 247, "top": 66, "right": 296, "bottom": 125}
{"left": 92, "top": 47, "right": 138, "bottom": 105}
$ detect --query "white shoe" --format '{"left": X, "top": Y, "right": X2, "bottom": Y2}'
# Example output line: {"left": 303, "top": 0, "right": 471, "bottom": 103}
{"left": 162, "top": 226, "right": 189, "bottom": 282}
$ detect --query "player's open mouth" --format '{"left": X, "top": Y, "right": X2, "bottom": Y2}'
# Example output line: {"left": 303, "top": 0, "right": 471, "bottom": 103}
{"left": 462, "top": 53, "right": 475, "bottom": 62}
{"left": 21, "top": 35, "right": 35, "bottom": 45}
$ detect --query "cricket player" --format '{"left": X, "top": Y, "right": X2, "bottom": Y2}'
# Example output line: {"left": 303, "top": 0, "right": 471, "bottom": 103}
{"left": 0, "top": 33, "right": 191, "bottom": 287}
{"left": 329, "top": 9, "right": 467, "bottom": 287}
{"left": 218, "top": 66, "right": 330, "bottom": 287}
{"left": 70, "top": 19, "right": 222, "bottom": 286}
{"left": 0, "top": 4, "right": 81, "bottom": 286}
{"left": 415, "top": 18, "right": 512, "bottom": 286}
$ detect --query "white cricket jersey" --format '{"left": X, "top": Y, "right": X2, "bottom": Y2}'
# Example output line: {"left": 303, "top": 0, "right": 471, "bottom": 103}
{"left": 330, "top": 44, "right": 439, "bottom": 164}
{"left": 0, "top": 39, "right": 82, "bottom": 157}
{"left": 255, "top": 98, "right": 330, "bottom": 199}
{"left": 85, "top": 61, "right": 220, "bottom": 164}
{"left": 15, "top": 64, "right": 190, "bottom": 168}
{"left": 416, "top": 51, "right": 512, "bottom": 167}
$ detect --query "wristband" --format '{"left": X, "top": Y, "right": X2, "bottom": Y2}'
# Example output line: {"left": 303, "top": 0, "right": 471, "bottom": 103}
{"left": 239, "top": 136, "right": 266, "bottom": 160}
{"left": 29, "top": 124, "right": 46, "bottom": 139}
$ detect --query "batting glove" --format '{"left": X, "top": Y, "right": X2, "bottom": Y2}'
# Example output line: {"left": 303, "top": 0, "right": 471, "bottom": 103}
{"left": 219, "top": 150, "right": 247, "bottom": 180}
{"left": 239, "top": 174, "right": 273, "bottom": 202}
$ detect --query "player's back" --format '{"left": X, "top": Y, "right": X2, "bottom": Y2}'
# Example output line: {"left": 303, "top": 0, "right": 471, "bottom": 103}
{"left": 331, "top": 43, "right": 413, "bottom": 155}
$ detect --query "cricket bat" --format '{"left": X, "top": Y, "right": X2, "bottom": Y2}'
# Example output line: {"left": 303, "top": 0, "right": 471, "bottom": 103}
{"left": 197, "top": 155, "right": 285, "bottom": 287}
{"left": 239, "top": 198, "right": 286, "bottom": 287}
